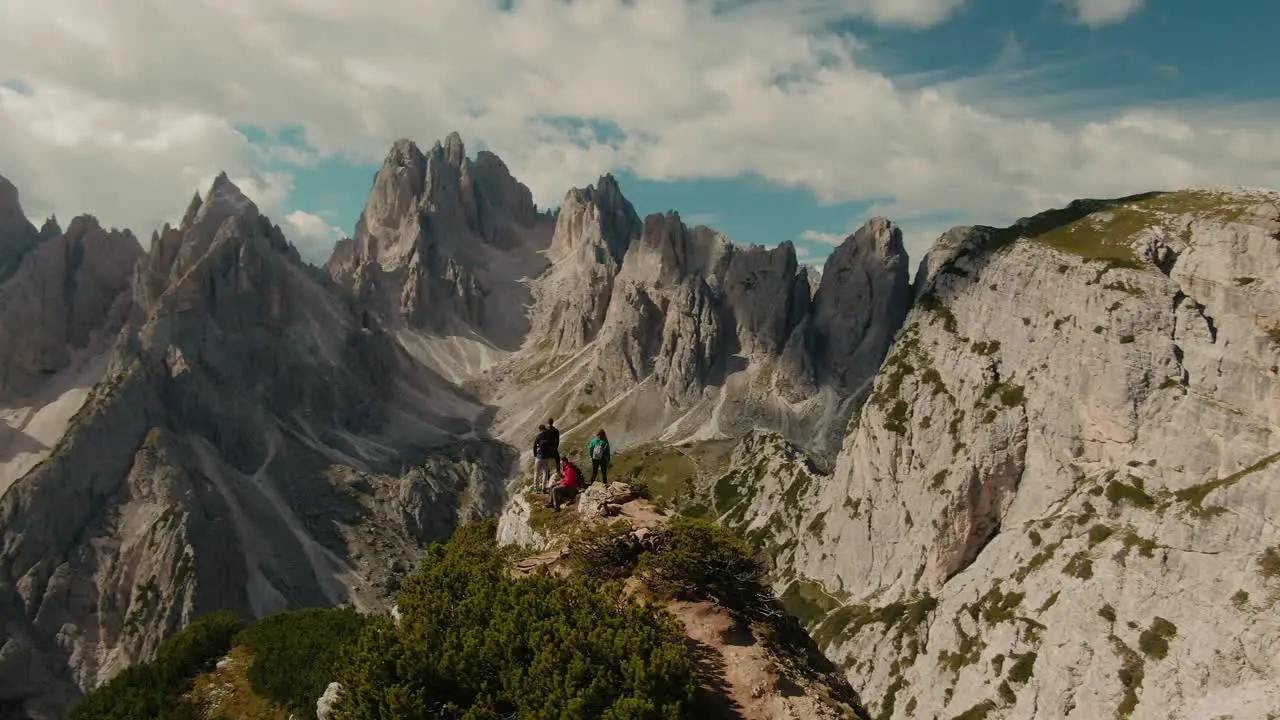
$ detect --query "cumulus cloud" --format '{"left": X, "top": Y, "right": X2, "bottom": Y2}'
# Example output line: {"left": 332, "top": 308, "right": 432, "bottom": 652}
{"left": 0, "top": 0, "right": 1274, "bottom": 255}
{"left": 0, "top": 82, "right": 294, "bottom": 234}
{"left": 1057, "top": 0, "right": 1146, "bottom": 27}
{"left": 284, "top": 210, "right": 345, "bottom": 262}
{"left": 798, "top": 229, "right": 847, "bottom": 246}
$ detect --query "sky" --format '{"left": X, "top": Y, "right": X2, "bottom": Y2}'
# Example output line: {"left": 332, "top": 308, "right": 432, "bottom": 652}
{"left": 1, "top": 0, "right": 1277, "bottom": 269}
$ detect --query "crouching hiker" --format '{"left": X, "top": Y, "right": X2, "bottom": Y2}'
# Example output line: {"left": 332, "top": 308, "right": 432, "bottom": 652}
{"left": 545, "top": 457, "right": 582, "bottom": 511}
{"left": 587, "top": 429, "right": 611, "bottom": 486}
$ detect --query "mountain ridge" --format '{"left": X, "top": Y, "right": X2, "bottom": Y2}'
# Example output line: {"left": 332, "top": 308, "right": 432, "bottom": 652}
{"left": 2, "top": 135, "right": 1278, "bottom": 720}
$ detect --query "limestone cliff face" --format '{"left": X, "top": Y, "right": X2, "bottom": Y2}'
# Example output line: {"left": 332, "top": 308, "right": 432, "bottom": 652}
{"left": 0, "top": 186, "right": 141, "bottom": 400}
{"left": 0, "top": 176, "right": 511, "bottom": 719}
{"left": 749, "top": 189, "right": 1280, "bottom": 720}
{"left": 326, "top": 134, "right": 554, "bottom": 350}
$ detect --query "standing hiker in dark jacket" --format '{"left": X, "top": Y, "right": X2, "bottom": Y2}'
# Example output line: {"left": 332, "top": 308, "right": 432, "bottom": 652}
{"left": 544, "top": 417, "right": 561, "bottom": 475}
{"left": 533, "top": 424, "right": 553, "bottom": 492}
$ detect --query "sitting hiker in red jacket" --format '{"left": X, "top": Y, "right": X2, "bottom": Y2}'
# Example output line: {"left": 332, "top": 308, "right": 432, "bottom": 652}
{"left": 545, "top": 458, "right": 582, "bottom": 511}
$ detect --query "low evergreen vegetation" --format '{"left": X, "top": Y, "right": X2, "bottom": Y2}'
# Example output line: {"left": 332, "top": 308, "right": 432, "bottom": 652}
{"left": 637, "top": 516, "right": 773, "bottom": 618}
{"left": 235, "top": 606, "right": 368, "bottom": 719}
{"left": 332, "top": 518, "right": 698, "bottom": 719}
{"left": 71, "top": 515, "right": 856, "bottom": 719}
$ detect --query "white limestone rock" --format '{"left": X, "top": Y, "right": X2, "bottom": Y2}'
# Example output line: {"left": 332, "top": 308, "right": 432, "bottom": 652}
{"left": 766, "top": 189, "right": 1280, "bottom": 720}
{"left": 315, "top": 681, "right": 343, "bottom": 720}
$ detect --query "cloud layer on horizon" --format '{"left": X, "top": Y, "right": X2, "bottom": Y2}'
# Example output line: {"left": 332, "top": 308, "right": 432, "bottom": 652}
{"left": 1, "top": 0, "right": 1275, "bottom": 265}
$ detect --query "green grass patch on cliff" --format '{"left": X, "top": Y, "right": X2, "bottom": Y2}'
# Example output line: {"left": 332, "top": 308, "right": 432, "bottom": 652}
{"left": 606, "top": 439, "right": 737, "bottom": 508}
{"left": 779, "top": 579, "right": 845, "bottom": 629}
{"left": 1029, "top": 190, "right": 1252, "bottom": 264}
{"left": 1173, "top": 450, "right": 1280, "bottom": 518}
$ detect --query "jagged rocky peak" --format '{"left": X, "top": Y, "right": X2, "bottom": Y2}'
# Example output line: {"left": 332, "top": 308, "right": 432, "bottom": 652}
{"left": 0, "top": 212, "right": 142, "bottom": 399}
{"left": 178, "top": 191, "right": 203, "bottom": 231}
{"left": 621, "top": 210, "right": 732, "bottom": 287}
{"left": 0, "top": 174, "right": 476, "bottom": 718}
{"left": 350, "top": 132, "right": 542, "bottom": 269}
{"left": 530, "top": 174, "right": 643, "bottom": 355}
{"left": 0, "top": 173, "right": 27, "bottom": 232}
{"left": 0, "top": 173, "right": 41, "bottom": 283}
{"left": 549, "top": 172, "right": 639, "bottom": 263}
{"left": 360, "top": 138, "right": 429, "bottom": 256}
{"left": 720, "top": 239, "right": 812, "bottom": 358}
{"left": 441, "top": 131, "right": 465, "bottom": 167}
{"left": 809, "top": 217, "right": 912, "bottom": 391}
{"left": 135, "top": 172, "right": 299, "bottom": 319}
{"left": 329, "top": 133, "right": 554, "bottom": 342}
{"left": 38, "top": 215, "right": 61, "bottom": 240}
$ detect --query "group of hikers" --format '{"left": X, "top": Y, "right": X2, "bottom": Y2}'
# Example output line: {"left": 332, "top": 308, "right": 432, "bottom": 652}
{"left": 531, "top": 417, "right": 611, "bottom": 511}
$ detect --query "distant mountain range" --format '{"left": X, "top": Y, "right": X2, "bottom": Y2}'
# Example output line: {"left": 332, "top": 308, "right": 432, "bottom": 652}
{"left": 2, "top": 136, "right": 1278, "bottom": 719}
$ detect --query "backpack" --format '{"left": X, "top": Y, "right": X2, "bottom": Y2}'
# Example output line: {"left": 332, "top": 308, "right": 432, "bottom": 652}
{"left": 591, "top": 440, "right": 607, "bottom": 461}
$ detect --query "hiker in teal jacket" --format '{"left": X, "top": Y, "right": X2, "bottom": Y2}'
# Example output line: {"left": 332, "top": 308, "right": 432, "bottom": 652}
{"left": 587, "top": 429, "right": 611, "bottom": 486}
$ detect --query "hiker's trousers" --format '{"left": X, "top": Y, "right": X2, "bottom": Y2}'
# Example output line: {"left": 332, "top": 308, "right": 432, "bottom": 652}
{"left": 534, "top": 458, "right": 554, "bottom": 491}
{"left": 590, "top": 459, "right": 609, "bottom": 486}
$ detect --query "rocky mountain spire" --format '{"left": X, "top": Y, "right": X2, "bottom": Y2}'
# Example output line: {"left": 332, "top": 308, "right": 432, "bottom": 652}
{"left": 0, "top": 173, "right": 41, "bottom": 284}
{"left": 0, "top": 170, "right": 500, "bottom": 719}
{"left": 327, "top": 134, "right": 554, "bottom": 349}
{"left": 809, "top": 217, "right": 913, "bottom": 392}
{"left": 0, "top": 212, "right": 142, "bottom": 399}
{"left": 38, "top": 215, "right": 61, "bottom": 240}
{"left": 530, "top": 174, "right": 644, "bottom": 356}
{"left": 179, "top": 191, "right": 203, "bottom": 231}
{"left": 548, "top": 173, "right": 637, "bottom": 264}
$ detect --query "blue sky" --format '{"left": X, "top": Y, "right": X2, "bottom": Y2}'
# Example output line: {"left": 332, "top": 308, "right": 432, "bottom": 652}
{"left": 2, "top": 0, "right": 1278, "bottom": 269}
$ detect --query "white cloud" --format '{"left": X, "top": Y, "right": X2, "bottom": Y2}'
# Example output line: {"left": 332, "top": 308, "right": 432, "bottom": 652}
{"left": 1057, "top": 0, "right": 1146, "bottom": 27}
{"left": 284, "top": 210, "right": 344, "bottom": 262}
{"left": 798, "top": 229, "right": 848, "bottom": 246}
{"left": 0, "top": 0, "right": 1275, "bottom": 258}
{"left": 0, "top": 82, "right": 292, "bottom": 234}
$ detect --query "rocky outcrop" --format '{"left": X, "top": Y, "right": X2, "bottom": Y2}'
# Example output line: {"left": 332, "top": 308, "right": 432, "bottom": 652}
{"left": 594, "top": 212, "right": 735, "bottom": 402}
{"left": 326, "top": 134, "right": 555, "bottom": 355}
{"left": 757, "top": 189, "right": 1280, "bottom": 719}
{"left": 0, "top": 175, "right": 506, "bottom": 719}
{"left": 316, "top": 681, "right": 343, "bottom": 720}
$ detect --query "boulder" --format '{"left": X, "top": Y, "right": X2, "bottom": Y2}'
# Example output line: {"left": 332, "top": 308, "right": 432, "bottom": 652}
{"left": 316, "top": 681, "right": 343, "bottom": 720}
{"left": 576, "top": 482, "right": 638, "bottom": 518}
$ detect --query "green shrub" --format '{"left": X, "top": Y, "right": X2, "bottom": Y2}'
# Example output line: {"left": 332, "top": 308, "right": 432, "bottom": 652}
{"left": 70, "top": 611, "right": 243, "bottom": 720}
{"left": 638, "top": 517, "right": 770, "bottom": 617}
{"left": 567, "top": 520, "right": 640, "bottom": 581}
{"left": 333, "top": 518, "right": 696, "bottom": 719}
{"left": 235, "top": 606, "right": 367, "bottom": 719}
